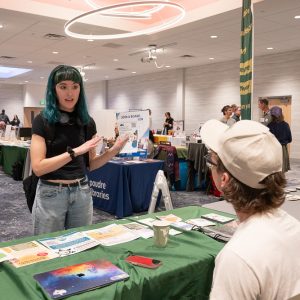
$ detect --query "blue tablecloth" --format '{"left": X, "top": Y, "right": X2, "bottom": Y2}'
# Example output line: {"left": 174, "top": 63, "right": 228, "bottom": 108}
{"left": 88, "top": 160, "right": 164, "bottom": 218}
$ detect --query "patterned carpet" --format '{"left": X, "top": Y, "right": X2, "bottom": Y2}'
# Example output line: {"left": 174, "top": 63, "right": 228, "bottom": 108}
{"left": 0, "top": 169, "right": 219, "bottom": 242}
{"left": 1, "top": 159, "right": 299, "bottom": 243}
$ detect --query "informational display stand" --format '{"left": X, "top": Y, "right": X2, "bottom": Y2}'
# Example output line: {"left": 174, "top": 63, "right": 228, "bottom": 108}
{"left": 148, "top": 170, "right": 173, "bottom": 213}
{"left": 117, "top": 110, "right": 150, "bottom": 158}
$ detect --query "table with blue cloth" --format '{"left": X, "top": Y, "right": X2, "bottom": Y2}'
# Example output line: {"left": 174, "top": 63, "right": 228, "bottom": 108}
{"left": 88, "top": 160, "right": 164, "bottom": 218}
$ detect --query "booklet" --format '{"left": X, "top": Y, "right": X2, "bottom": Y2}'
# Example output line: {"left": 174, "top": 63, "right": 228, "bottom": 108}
{"left": 38, "top": 231, "right": 100, "bottom": 257}
{"left": 138, "top": 218, "right": 181, "bottom": 236}
{"left": 34, "top": 259, "right": 129, "bottom": 299}
{"left": 84, "top": 224, "right": 139, "bottom": 246}
{"left": 4, "top": 241, "right": 58, "bottom": 268}
{"left": 201, "top": 220, "right": 239, "bottom": 240}
{"left": 201, "top": 213, "right": 235, "bottom": 224}
{"left": 186, "top": 218, "right": 216, "bottom": 228}
{"left": 123, "top": 222, "right": 153, "bottom": 239}
{"left": 170, "top": 221, "right": 194, "bottom": 231}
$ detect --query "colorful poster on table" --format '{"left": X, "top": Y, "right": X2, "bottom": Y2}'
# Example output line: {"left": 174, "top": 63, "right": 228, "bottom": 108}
{"left": 117, "top": 110, "right": 149, "bottom": 157}
{"left": 240, "top": 0, "right": 253, "bottom": 120}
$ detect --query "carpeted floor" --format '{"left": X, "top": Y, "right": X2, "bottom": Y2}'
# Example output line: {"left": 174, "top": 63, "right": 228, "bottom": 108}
{"left": 1, "top": 159, "right": 299, "bottom": 243}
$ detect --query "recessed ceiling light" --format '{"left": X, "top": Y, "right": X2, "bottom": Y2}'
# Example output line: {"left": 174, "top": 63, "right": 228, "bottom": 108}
{"left": 104, "top": 75, "right": 109, "bottom": 79}
{"left": 40, "top": 76, "right": 44, "bottom": 79}
{"left": 209, "top": 57, "right": 215, "bottom": 60}
{"left": 294, "top": 15, "right": 300, "bottom": 19}
{"left": 0, "top": 24, "right": 4, "bottom": 29}
{"left": 210, "top": 35, "right": 218, "bottom": 39}
{"left": 165, "top": 65, "right": 171, "bottom": 68}
{"left": 27, "top": 60, "right": 32, "bottom": 63}
{"left": 87, "top": 39, "right": 94, "bottom": 42}
{"left": 131, "top": 71, "right": 136, "bottom": 74}
{"left": 113, "top": 58, "right": 119, "bottom": 62}
{"left": 52, "top": 51, "right": 59, "bottom": 54}
{"left": 24, "top": 80, "right": 29, "bottom": 83}
{"left": 267, "top": 47, "right": 274, "bottom": 50}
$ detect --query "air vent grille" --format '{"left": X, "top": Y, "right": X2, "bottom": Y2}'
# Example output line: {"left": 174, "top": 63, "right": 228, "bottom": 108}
{"left": 0, "top": 56, "right": 16, "bottom": 60}
{"left": 44, "top": 33, "right": 66, "bottom": 40}
{"left": 180, "top": 54, "right": 195, "bottom": 58}
{"left": 102, "top": 43, "right": 123, "bottom": 48}
{"left": 115, "top": 68, "right": 127, "bottom": 71}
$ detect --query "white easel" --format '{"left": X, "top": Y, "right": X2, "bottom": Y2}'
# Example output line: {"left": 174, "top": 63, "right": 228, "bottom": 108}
{"left": 148, "top": 170, "right": 173, "bottom": 213}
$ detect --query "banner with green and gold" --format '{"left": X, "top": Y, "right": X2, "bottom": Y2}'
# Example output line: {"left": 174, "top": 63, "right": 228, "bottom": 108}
{"left": 240, "top": 0, "right": 253, "bottom": 120}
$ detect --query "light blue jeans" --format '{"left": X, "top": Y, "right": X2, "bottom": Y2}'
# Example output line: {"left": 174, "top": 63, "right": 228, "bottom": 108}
{"left": 32, "top": 179, "right": 93, "bottom": 235}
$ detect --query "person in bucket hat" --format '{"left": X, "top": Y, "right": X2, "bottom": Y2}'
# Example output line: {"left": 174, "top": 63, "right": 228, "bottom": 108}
{"left": 200, "top": 119, "right": 300, "bottom": 300}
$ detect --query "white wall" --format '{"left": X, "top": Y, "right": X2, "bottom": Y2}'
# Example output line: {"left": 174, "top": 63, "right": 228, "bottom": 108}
{"left": 24, "top": 84, "right": 45, "bottom": 107}
{"left": 107, "top": 70, "right": 178, "bottom": 132}
{"left": 0, "top": 83, "right": 24, "bottom": 123}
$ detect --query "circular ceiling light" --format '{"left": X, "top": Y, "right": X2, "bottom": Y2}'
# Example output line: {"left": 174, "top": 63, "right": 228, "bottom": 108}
{"left": 84, "top": 0, "right": 166, "bottom": 16}
{"left": 65, "top": 1, "right": 185, "bottom": 40}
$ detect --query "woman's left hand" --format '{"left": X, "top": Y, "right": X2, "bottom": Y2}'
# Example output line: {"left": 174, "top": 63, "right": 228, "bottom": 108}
{"left": 112, "top": 134, "right": 129, "bottom": 153}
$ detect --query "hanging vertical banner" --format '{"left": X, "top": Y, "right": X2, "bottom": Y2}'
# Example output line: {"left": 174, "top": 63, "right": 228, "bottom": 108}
{"left": 240, "top": 0, "right": 253, "bottom": 120}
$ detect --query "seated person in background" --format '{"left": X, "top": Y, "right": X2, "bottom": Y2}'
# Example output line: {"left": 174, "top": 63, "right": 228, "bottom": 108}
{"left": 268, "top": 106, "right": 292, "bottom": 173}
{"left": 200, "top": 119, "right": 300, "bottom": 300}
{"left": 231, "top": 105, "right": 241, "bottom": 122}
{"left": 220, "top": 105, "right": 236, "bottom": 126}
{"left": 163, "top": 112, "right": 174, "bottom": 135}
{"left": 10, "top": 114, "right": 21, "bottom": 128}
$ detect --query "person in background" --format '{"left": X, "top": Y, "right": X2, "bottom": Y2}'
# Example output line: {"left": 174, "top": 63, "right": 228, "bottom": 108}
{"left": 200, "top": 119, "right": 300, "bottom": 300}
{"left": 258, "top": 98, "right": 272, "bottom": 125}
{"left": 268, "top": 106, "right": 292, "bottom": 172}
{"left": 30, "top": 65, "right": 128, "bottom": 235}
{"left": 231, "top": 105, "right": 241, "bottom": 122}
{"left": 0, "top": 109, "right": 10, "bottom": 132}
{"left": 220, "top": 105, "right": 236, "bottom": 126}
{"left": 163, "top": 112, "right": 174, "bottom": 135}
{"left": 10, "top": 115, "right": 21, "bottom": 127}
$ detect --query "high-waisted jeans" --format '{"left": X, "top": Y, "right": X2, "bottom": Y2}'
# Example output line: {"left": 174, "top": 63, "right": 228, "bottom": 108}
{"left": 32, "top": 179, "right": 93, "bottom": 235}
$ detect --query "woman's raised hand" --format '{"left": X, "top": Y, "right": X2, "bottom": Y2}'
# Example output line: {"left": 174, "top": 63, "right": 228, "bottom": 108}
{"left": 112, "top": 134, "right": 129, "bottom": 153}
{"left": 74, "top": 135, "right": 102, "bottom": 156}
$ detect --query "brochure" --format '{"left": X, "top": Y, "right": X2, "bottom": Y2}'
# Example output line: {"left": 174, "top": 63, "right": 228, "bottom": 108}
{"left": 170, "top": 221, "right": 194, "bottom": 231}
{"left": 84, "top": 224, "right": 139, "bottom": 246}
{"left": 38, "top": 231, "right": 100, "bottom": 257}
{"left": 4, "top": 241, "right": 58, "bottom": 268}
{"left": 0, "top": 248, "right": 12, "bottom": 263}
{"left": 186, "top": 218, "right": 216, "bottom": 228}
{"left": 123, "top": 222, "right": 153, "bottom": 239}
{"left": 138, "top": 218, "right": 181, "bottom": 236}
{"left": 157, "top": 214, "right": 182, "bottom": 223}
{"left": 201, "top": 213, "right": 235, "bottom": 224}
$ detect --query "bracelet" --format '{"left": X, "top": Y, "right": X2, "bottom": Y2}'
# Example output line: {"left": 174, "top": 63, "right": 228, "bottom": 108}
{"left": 67, "top": 146, "right": 76, "bottom": 160}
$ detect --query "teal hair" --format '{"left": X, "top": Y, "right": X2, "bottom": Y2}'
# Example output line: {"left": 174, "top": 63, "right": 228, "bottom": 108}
{"left": 42, "top": 65, "right": 90, "bottom": 125}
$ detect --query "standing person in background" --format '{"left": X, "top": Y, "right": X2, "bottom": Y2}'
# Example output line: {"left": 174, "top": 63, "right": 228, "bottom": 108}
{"left": 258, "top": 98, "right": 272, "bottom": 126}
{"left": 268, "top": 106, "right": 292, "bottom": 172}
{"left": 220, "top": 105, "right": 236, "bottom": 126}
{"left": 10, "top": 115, "right": 21, "bottom": 127}
{"left": 200, "top": 119, "right": 300, "bottom": 300}
{"left": 231, "top": 105, "right": 241, "bottom": 122}
{"left": 30, "top": 65, "right": 128, "bottom": 235}
{"left": 163, "top": 112, "right": 174, "bottom": 135}
{"left": 0, "top": 109, "right": 10, "bottom": 129}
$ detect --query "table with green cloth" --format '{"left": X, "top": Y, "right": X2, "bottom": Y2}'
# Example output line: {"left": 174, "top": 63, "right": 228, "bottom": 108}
{"left": 0, "top": 206, "right": 232, "bottom": 300}
{"left": 0, "top": 143, "right": 28, "bottom": 176}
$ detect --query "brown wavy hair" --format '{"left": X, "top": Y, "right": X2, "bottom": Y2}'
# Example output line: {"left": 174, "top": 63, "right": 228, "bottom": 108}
{"left": 216, "top": 156, "right": 286, "bottom": 214}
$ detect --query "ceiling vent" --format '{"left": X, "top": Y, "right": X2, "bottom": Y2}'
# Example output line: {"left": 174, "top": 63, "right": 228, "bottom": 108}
{"left": 47, "top": 61, "right": 64, "bottom": 65}
{"left": 0, "top": 55, "right": 16, "bottom": 60}
{"left": 180, "top": 54, "right": 195, "bottom": 58}
{"left": 43, "top": 33, "right": 66, "bottom": 40}
{"left": 115, "top": 68, "right": 127, "bottom": 71}
{"left": 102, "top": 43, "right": 123, "bottom": 48}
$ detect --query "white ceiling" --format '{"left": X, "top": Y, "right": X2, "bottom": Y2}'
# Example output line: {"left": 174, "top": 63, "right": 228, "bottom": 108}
{"left": 0, "top": 0, "right": 300, "bottom": 84}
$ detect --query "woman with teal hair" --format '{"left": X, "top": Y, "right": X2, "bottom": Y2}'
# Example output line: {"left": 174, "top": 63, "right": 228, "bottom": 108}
{"left": 30, "top": 65, "right": 127, "bottom": 235}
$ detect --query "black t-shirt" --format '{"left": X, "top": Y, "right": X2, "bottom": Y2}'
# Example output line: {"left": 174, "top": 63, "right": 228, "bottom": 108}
{"left": 32, "top": 112, "right": 96, "bottom": 180}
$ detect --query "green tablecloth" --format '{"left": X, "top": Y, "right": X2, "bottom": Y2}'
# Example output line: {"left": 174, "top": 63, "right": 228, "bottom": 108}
{"left": 0, "top": 206, "right": 232, "bottom": 300}
{"left": 0, "top": 145, "right": 28, "bottom": 176}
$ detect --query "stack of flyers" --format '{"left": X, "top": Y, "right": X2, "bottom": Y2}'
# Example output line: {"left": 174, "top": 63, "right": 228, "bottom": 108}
{"left": 84, "top": 224, "right": 139, "bottom": 246}
{"left": 201, "top": 213, "right": 235, "bottom": 224}
{"left": 157, "top": 214, "right": 193, "bottom": 231}
{"left": 38, "top": 231, "right": 100, "bottom": 257}
{"left": 123, "top": 222, "right": 153, "bottom": 239}
{"left": 0, "top": 248, "right": 12, "bottom": 263}
{"left": 138, "top": 218, "right": 181, "bottom": 236}
{"left": 3, "top": 241, "right": 58, "bottom": 268}
{"left": 286, "top": 194, "right": 300, "bottom": 201}
{"left": 170, "top": 221, "right": 194, "bottom": 231}
{"left": 186, "top": 218, "right": 216, "bottom": 228}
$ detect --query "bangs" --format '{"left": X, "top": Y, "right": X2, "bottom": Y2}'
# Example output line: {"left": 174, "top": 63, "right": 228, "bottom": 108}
{"left": 53, "top": 66, "right": 81, "bottom": 84}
